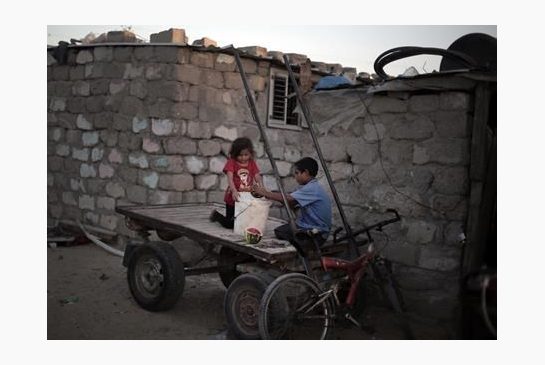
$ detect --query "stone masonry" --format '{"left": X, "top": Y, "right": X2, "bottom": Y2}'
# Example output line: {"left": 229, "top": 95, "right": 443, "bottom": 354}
{"left": 304, "top": 88, "right": 474, "bottom": 325}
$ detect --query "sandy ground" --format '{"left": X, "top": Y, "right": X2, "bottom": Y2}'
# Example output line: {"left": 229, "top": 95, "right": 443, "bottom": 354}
{"left": 48, "top": 243, "right": 227, "bottom": 340}
{"left": 47, "top": 242, "right": 449, "bottom": 340}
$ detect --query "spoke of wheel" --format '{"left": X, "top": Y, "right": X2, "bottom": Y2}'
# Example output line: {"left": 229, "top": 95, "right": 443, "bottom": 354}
{"left": 299, "top": 290, "right": 333, "bottom": 314}
{"left": 298, "top": 315, "right": 329, "bottom": 320}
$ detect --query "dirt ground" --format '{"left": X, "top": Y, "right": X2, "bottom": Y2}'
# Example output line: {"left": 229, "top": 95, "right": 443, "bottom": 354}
{"left": 47, "top": 242, "right": 450, "bottom": 340}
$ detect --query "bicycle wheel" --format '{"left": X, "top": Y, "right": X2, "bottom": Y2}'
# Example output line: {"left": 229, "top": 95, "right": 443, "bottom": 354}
{"left": 258, "top": 273, "right": 334, "bottom": 340}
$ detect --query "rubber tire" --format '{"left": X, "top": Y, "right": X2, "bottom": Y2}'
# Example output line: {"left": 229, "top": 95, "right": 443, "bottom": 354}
{"left": 127, "top": 242, "right": 185, "bottom": 312}
{"left": 224, "top": 273, "right": 274, "bottom": 339}
{"left": 218, "top": 247, "right": 252, "bottom": 288}
{"left": 258, "top": 273, "right": 334, "bottom": 340}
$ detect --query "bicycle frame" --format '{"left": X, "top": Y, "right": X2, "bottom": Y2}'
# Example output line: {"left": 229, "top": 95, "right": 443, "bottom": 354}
{"left": 313, "top": 210, "right": 401, "bottom": 309}
{"left": 320, "top": 247, "right": 375, "bottom": 307}
{"left": 259, "top": 211, "right": 412, "bottom": 339}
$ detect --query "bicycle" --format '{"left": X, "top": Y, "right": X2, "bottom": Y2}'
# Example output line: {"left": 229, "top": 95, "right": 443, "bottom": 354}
{"left": 258, "top": 209, "right": 413, "bottom": 340}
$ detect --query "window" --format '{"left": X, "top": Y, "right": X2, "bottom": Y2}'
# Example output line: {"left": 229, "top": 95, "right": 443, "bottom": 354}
{"left": 267, "top": 69, "right": 305, "bottom": 129}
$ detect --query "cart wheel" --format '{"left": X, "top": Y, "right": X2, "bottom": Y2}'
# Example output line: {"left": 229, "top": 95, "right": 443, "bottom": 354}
{"left": 127, "top": 242, "right": 185, "bottom": 312}
{"left": 224, "top": 273, "right": 274, "bottom": 339}
{"left": 217, "top": 247, "right": 252, "bottom": 288}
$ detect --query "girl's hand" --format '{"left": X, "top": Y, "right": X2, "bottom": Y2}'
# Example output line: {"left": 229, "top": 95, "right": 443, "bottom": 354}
{"left": 232, "top": 190, "right": 241, "bottom": 202}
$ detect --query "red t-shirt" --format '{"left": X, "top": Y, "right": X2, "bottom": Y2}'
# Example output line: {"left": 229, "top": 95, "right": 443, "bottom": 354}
{"left": 223, "top": 159, "right": 260, "bottom": 206}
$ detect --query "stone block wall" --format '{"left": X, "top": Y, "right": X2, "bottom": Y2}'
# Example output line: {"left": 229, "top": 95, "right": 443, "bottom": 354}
{"left": 304, "top": 88, "right": 474, "bottom": 324}
{"left": 47, "top": 44, "right": 477, "bottom": 325}
{"left": 47, "top": 45, "right": 320, "bottom": 237}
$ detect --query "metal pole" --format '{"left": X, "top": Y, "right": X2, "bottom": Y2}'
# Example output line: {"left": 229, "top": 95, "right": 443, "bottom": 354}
{"left": 232, "top": 50, "right": 299, "bottom": 235}
{"left": 283, "top": 55, "right": 359, "bottom": 258}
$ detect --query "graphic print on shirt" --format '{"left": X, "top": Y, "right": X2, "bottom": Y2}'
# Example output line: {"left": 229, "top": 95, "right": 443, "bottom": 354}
{"left": 238, "top": 168, "right": 250, "bottom": 190}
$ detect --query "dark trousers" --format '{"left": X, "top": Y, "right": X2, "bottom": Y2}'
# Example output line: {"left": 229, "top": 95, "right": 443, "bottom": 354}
{"left": 273, "top": 223, "right": 295, "bottom": 241}
{"left": 215, "top": 204, "right": 235, "bottom": 229}
{"left": 274, "top": 223, "right": 325, "bottom": 257}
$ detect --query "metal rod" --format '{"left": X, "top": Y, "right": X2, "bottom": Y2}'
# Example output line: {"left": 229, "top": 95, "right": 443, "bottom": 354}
{"left": 335, "top": 212, "right": 400, "bottom": 244}
{"left": 184, "top": 266, "right": 220, "bottom": 276}
{"left": 283, "top": 55, "right": 359, "bottom": 258}
{"left": 232, "top": 50, "right": 299, "bottom": 235}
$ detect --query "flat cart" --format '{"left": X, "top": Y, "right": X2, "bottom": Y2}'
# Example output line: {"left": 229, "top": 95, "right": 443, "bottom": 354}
{"left": 115, "top": 202, "right": 347, "bottom": 339}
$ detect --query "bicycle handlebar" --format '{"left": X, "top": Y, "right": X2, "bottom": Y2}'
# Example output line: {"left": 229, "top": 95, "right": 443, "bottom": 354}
{"left": 333, "top": 209, "right": 401, "bottom": 244}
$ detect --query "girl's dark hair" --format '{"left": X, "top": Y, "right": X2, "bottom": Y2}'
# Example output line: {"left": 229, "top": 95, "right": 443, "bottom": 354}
{"left": 229, "top": 137, "right": 254, "bottom": 158}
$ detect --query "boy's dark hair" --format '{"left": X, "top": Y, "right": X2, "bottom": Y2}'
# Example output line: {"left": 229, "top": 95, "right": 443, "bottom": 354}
{"left": 229, "top": 137, "right": 254, "bottom": 158}
{"left": 294, "top": 157, "right": 319, "bottom": 177}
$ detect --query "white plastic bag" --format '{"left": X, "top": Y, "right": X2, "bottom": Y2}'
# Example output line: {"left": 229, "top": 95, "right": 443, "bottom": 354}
{"left": 234, "top": 192, "right": 272, "bottom": 237}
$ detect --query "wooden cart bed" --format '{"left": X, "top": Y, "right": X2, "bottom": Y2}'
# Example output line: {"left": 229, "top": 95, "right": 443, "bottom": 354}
{"left": 115, "top": 203, "right": 301, "bottom": 263}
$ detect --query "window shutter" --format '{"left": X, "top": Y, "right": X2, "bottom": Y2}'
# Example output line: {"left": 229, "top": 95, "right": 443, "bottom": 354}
{"left": 267, "top": 70, "right": 303, "bottom": 129}
{"left": 270, "top": 74, "right": 288, "bottom": 123}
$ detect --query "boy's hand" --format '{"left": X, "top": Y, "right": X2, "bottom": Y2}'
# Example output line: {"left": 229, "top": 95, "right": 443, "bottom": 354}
{"left": 231, "top": 190, "right": 241, "bottom": 202}
{"left": 251, "top": 183, "right": 266, "bottom": 198}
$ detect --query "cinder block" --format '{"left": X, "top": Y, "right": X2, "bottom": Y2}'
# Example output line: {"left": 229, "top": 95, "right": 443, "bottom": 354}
{"left": 184, "top": 156, "right": 207, "bottom": 174}
{"left": 127, "top": 185, "right": 147, "bottom": 204}
{"left": 47, "top": 156, "right": 64, "bottom": 171}
{"left": 326, "top": 63, "right": 343, "bottom": 75}
{"left": 311, "top": 61, "right": 328, "bottom": 72}
{"left": 198, "top": 140, "right": 221, "bottom": 156}
{"left": 106, "top": 31, "right": 137, "bottom": 43}
{"left": 267, "top": 51, "right": 284, "bottom": 62}
{"left": 209, "top": 156, "right": 227, "bottom": 174}
{"left": 238, "top": 46, "right": 268, "bottom": 57}
{"left": 358, "top": 72, "right": 371, "bottom": 79}
{"left": 341, "top": 67, "right": 357, "bottom": 82}
{"left": 150, "top": 28, "right": 187, "bottom": 44}
{"left": 195, "top": 174, "right": 218, "bottom": 190}
{"left": 285, "top": 53, "right": 307, "bottom": 65}
{"left": 192, "top": 37, "right": 217, "bottom": 48}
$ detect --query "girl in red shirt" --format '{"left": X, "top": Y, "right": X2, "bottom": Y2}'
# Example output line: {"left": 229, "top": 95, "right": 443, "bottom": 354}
{"left": 210, "top": 137, "right": 262, "bottom": 229}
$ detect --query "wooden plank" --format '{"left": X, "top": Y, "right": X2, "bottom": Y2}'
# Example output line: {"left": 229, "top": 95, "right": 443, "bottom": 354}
{"left": 464, "top": 136, "right": 496, "bottom": 275}
{"left": 126, "top": 208, "right": 212, "bottom": 218}
{"left": 470, "top": 84, "right": 491, "bottom": 181}
{"left": 116, "top": 203, "right": 222, "bottom": 215}
{"left": 463, "top": 82, "right": 494, "bottom": 275}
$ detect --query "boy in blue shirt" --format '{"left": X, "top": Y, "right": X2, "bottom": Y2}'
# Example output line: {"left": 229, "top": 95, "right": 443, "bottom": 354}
{"left": 251, "top": 157, "right": 332, "bottom": 245}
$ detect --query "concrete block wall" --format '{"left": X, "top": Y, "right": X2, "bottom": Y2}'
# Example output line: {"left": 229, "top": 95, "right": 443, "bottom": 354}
{"left": 47, "top": 45, "right": 275, "bottom": 239}
{"left": 304, "top": 89, "right": 474, "bottom": 324}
